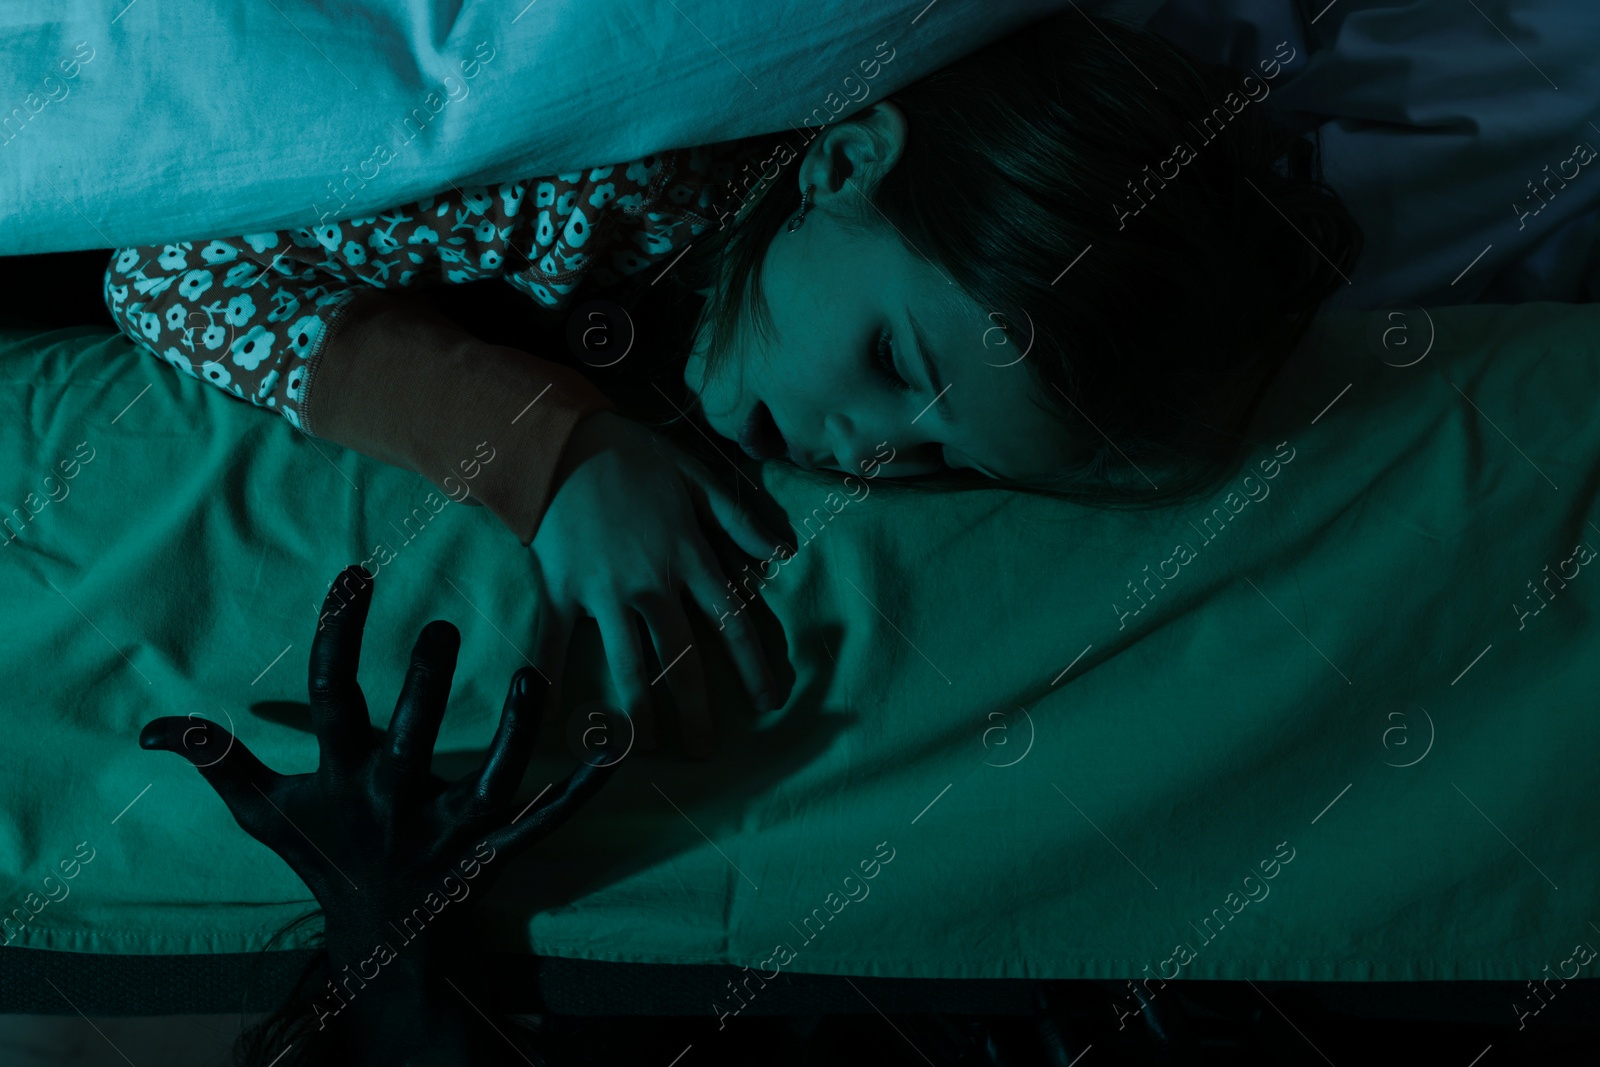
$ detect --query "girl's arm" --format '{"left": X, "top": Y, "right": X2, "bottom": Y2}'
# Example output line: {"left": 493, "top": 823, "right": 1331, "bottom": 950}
{"left": 313, "top": 289, "right": 613, "bottom": 544}
{"left": 104, "top": 169, "right": 795, "bottom": 743}
{"left": 101, "top": 168, "right": 673, "bottom": 432}
{"left": 102, "top": 183, "right": 619, "bottom": 543}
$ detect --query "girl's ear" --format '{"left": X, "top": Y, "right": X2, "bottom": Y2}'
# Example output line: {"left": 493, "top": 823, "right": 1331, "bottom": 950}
{"left": 799, "top": 101, "right": 909, "bottom": 212}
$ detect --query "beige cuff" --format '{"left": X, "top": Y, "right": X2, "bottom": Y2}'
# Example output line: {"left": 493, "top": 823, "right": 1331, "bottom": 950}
{"left": 304, "top": 289, "right": 616, "bottom": 545}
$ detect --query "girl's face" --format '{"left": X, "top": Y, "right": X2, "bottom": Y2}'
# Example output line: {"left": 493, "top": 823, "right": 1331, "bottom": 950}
{"left": 682, "top": 186, "right": 1082, "bottom": 482}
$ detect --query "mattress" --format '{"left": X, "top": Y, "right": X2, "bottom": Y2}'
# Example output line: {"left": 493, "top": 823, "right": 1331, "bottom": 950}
{"left": 2, "top": 300, "right": 1598, "bottom": 980}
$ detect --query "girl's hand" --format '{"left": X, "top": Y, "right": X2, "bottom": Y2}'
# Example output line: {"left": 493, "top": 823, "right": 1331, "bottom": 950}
{"left": 530, "top": 410, "right": 792, "bottom": 759}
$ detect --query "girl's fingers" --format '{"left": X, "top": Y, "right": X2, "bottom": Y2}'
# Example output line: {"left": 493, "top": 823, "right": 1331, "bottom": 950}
{"left": 637, "top": 595, "right": 715, "bottom": 760}
{"left": 684, "top": 549, "right": 777, "bottom": 712}
{"left": 592, "top": 605, "right": 658, "bottom": 752}
{"left": 680, "top": 465, "right": 792, "bottom": 562}
{"left": 139, "top": 715, "right": 285, "bottom": 843}
{"left": 383, "top": 620, "right": 461, "bottom": 785}
{"left": 481, "top": 757, "right": 616, "bottom": 857}
{"left": 456, "top": 667, "right": 546, "bottom": 819}
{"left": 307, "top": 565, "right": 377, "bottom": 773}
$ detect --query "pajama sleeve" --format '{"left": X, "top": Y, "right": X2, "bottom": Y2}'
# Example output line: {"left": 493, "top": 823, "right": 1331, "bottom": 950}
{"left": 102, "top": 183, "right": 620, "bottom": 544}
{"left": 102, "top": 237, "right": 347, "bottom": 430}
{"left": 308, "top": 287, "right": 615, "bottom": 545}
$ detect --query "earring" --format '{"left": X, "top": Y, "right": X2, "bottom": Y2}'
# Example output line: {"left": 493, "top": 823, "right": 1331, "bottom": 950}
{"left": 786, "top": 185, "right": 815, "bottom": 233}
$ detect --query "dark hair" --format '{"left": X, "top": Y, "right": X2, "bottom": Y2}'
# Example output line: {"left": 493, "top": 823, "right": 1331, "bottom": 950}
{"left": 672, "top": 13, "right": 1360, "bottom": 509}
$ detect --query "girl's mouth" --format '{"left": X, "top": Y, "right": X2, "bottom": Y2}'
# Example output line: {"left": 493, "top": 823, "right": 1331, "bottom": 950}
{"left": 737, "top": 401, "right": 787, "bottom": 462}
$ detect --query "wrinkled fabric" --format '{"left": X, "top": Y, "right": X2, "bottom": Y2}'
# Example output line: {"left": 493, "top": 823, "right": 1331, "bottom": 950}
{"left": 1147, "top": 0, "right": 1600, "bottom": 307}
{"left": 0, "top": 0, "right": 1085, "bottom": 253}
{"left": 2, "top": 302, "right": 1599, "bottom": 979}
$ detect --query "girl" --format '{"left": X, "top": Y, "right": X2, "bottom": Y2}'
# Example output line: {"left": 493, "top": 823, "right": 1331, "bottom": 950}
{"left": 102, "top": 13, "right": 1359, "bottom": 757}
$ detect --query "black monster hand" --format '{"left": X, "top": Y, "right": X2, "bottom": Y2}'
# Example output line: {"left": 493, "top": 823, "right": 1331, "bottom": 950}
{"left": 141, "top": 565, "right": 614, "bottom": 1065}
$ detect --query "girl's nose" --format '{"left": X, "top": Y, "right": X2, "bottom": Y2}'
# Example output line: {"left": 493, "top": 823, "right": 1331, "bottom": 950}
{"left": 825, "top": 413, "right": 943, "bottom": 478}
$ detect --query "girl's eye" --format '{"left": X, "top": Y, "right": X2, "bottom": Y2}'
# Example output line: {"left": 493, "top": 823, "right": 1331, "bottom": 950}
{"left": 872, "top": 328, "right": 912, "bottom": 393}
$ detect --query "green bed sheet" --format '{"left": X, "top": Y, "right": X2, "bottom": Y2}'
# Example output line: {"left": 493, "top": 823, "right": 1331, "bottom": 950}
{"left": 1, "top": 303, "right": 1598, "bottom": 982}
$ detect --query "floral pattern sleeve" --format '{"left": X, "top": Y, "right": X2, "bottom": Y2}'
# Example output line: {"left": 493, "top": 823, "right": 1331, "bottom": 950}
{"left": 99, "top": 138, "right": 775, "bottom": 435}
{"left": 102, "top": 235, "right": 350, "bottom": 431}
